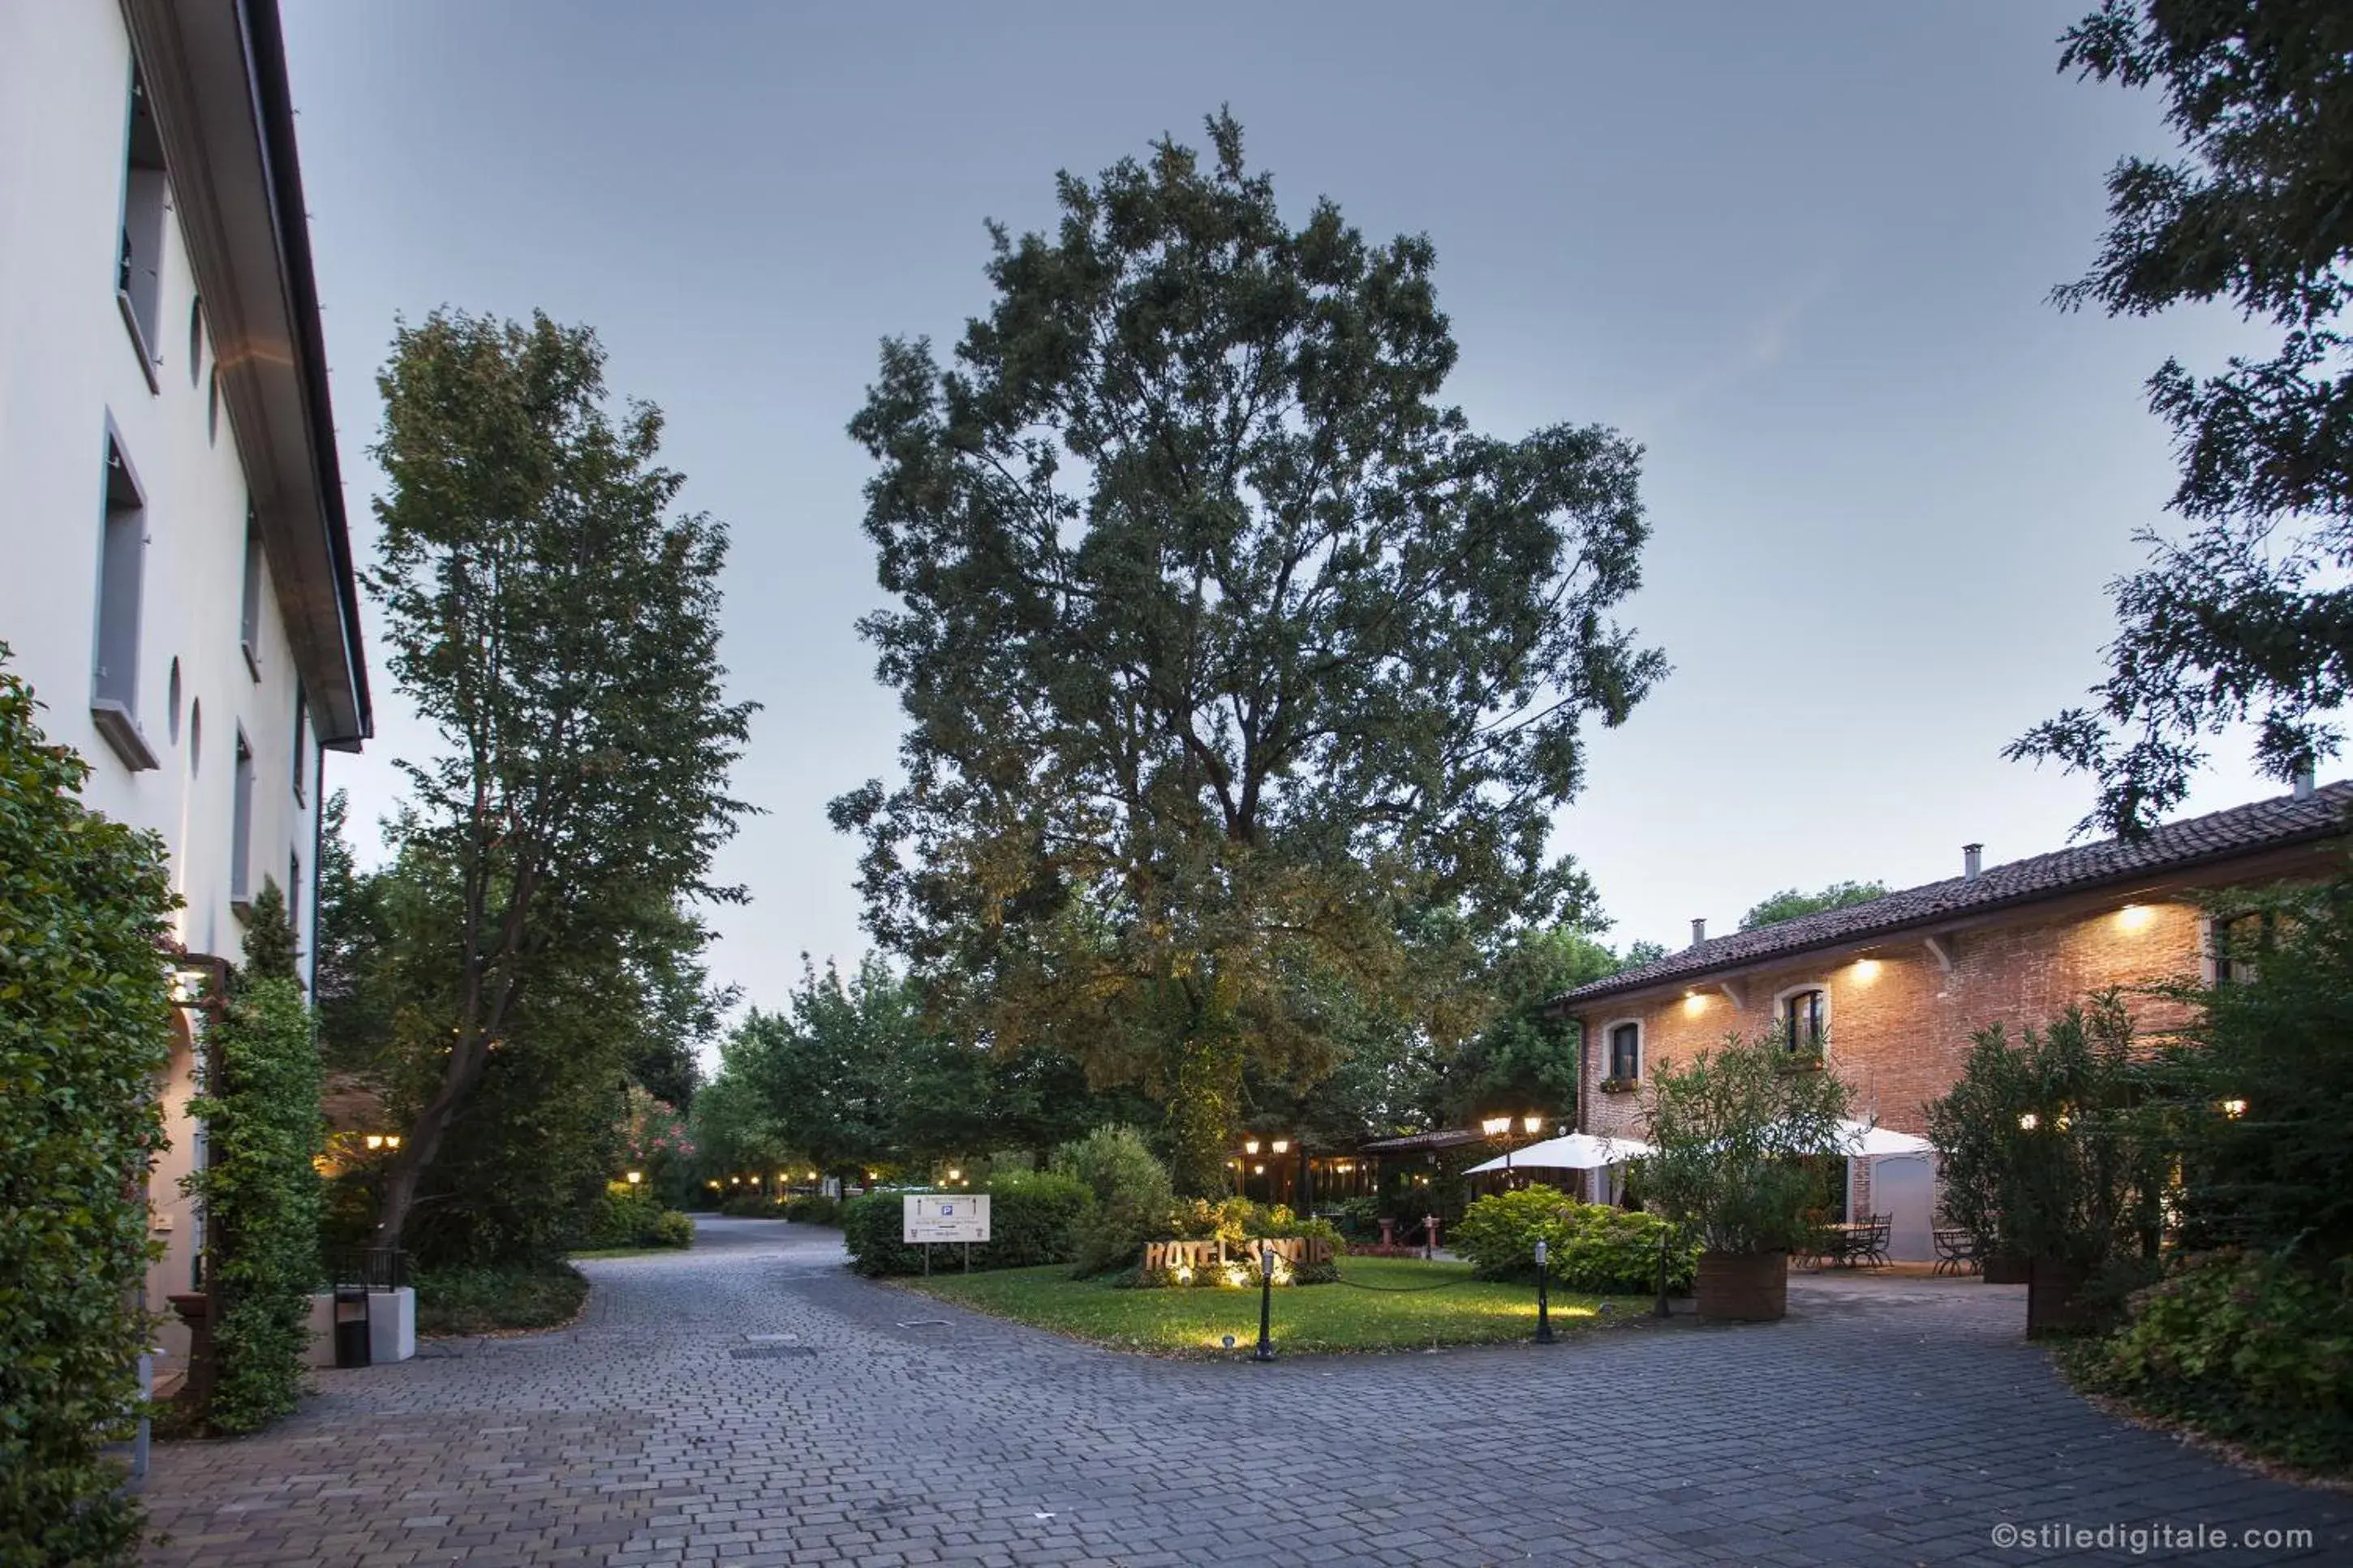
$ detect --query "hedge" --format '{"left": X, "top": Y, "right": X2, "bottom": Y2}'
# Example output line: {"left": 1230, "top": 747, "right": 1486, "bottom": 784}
{"left": 186, "top": 891, "right": 324, "bottom": 1435}
{"left": 1454, "top": 1188, "right": 1697, "bottom": 1294}
{"left": 582, "top": 1186, "right": 695, "bottom": 1249}
{"left": 784, "top": 1194, "right": 841, "bottom": 1225}
{"left": 0, "top": 651, "right": 176, "bottom": 1566}
{"left": 843, "top": 1171, "right": 1090, "bottom": 1277}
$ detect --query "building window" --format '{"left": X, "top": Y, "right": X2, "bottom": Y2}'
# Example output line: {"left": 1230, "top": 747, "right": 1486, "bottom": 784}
{"left": 90, "top": 428, "right": 158, "bottom": 770}
{"left": 239, "top": 518, "right": 263, "bottom": 677}
{"left": 118, "top": 65, "right": 167, "bottom": 387}
{"left": 2214, "top": 911, "right": 2273, "bottom": 986}
{"left": 1781, "top": 987, "right": 1827, "bottom": 1056}
{"left": 230, "top": 728, "right": 255, "bottom": 909}
{"left": 290, "top": 686, "right": 308, "bottom": 804}
{"left": 1605, "top": 1020, "right": 1641, "bottom": 1083}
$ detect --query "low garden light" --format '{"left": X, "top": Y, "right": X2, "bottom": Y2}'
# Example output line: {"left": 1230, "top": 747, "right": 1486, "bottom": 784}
{"left": 2221, "top": 1098, "right": 2248, "bottom": 1119}
{"left": 2018, "top": 1112, "right": 2040, "bottom": 1131}
{"left": 1534, "top": 1238, "right": 1555, "bottom": 1344}
{"left": 626, "top": 1171, "right": 642, "bottom": 1185}
{"left": 1252, "top": 1241, "right": 1277, "bottom": 1363}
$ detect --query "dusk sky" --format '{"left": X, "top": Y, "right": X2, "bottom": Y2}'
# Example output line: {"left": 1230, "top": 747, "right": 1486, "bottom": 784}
{"left": 280, "top": 0, "right": 2286, "bottom": 1034}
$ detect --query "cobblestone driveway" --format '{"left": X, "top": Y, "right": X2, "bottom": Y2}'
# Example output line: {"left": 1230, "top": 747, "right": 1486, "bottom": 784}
{"left": 142, "top": 1218, "right": 2347, "bottom": 1566}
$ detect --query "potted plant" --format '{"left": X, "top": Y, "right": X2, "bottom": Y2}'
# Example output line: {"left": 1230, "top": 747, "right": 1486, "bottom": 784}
{"left": 1637, "top": 1025, "right": 1852, "bottom": 1321}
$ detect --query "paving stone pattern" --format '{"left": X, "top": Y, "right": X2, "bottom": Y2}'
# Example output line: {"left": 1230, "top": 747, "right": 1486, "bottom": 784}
{"left": 141, "top": 1219, "right": 2348, "bottom": 1566}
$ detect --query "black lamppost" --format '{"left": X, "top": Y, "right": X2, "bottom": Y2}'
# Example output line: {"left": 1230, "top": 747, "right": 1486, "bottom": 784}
{"left": 1253, "top": 1240, "right": 1277, "bottom": 1363}
{"left": 1534, "top": 1237, "right": 1555, "bottom": 1344}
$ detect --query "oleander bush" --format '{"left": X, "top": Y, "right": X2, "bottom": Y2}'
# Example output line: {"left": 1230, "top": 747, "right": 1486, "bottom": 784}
{"left": 1454, "top": 1188, "right": 1695, "bottom": 1294}
{"left": 2067, "top": 1249, "right": 2353, "bottom": 1473}
{"left": 0, "top": 651, "right": 176, "bottom": 1566}
{"left": 841, "top": 1171, "right": 1090, "bottom": 1277}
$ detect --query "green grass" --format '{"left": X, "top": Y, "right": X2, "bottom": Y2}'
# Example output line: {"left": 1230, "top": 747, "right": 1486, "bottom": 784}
{"left": 899, "top": 1255, "right": 1652, "bottom": 1355}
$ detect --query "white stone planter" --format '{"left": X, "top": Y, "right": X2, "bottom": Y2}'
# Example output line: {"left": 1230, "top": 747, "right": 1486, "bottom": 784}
{"left": 305, "top": 1286, "right": 416, "bottom": 1367}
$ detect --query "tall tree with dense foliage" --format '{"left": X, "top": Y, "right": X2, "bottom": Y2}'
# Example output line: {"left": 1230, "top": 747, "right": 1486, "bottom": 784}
{"left": 363, "top": 310, "right": 754, "bottom": 1248}
{"left": 2011, "top": 1, "right": 2353, "bottom": 834}
{"left": 833, "top": 114, "right": 1663, "bottom": 1192}
{"left": 1739, "top": 880, "right": 1888, "bottom": 930}
{"left": 0, "top": 650, "right": 174, "bottom": 1565}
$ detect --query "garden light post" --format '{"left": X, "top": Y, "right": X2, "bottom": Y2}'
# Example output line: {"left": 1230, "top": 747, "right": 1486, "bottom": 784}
{"left": 1655, "top": 1226, "right": 1671, "bottom": 1319}
{"left": 1253, "top": 1241, "right": 1276, "bottom": 1363}
{"left": 1534, "top": 1238, "right": 1555, "bottom": 1344}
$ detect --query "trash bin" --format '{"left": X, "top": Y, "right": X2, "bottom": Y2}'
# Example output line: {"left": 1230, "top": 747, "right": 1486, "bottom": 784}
{"left": 333, "top": 1283, "right": 372, "bottom": 1368}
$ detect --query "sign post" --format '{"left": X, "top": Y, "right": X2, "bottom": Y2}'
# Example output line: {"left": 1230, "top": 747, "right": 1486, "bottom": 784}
{"left": 903, "top": 1194, "right": 991, "bottom": 1278}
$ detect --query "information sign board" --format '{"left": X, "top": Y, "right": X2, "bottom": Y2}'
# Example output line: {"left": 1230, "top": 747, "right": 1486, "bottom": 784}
{"left": 902, "top": 1193, "right": 991, "bottom": 1244}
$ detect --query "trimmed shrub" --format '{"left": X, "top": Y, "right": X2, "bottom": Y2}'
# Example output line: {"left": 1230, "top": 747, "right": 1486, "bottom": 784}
{"left": 187, "top": 891, "right": 325, "bottom": 1434}
{"left": 719, "top": 1191, "right": 784, "bottom": 1218}
{"left": 581, "top": 1185, "right": 693, "bottom": 1249}
{"left": 0, "top": 651, "right": 175, "bottom": 1566}
{"left": 2067, "top": 1250, "right": 2353, "bottom": 1473}
{"left": 415, "top": 1261, "right": 588, "bottom": 1335}
{"left": 1455, "top": 1188, "right": 1694, "bottom": 1294}
{"left": 841, "top": 1172, "right": 1090, "bottom": 1277}
{"left": 1054, "top": 1124, "right": 1176, "bottom": 1277}
{"left": 1332, "top": 1196, "right": 1383, "bottom": 1241}
{"left": 783, "top": 1194, "right": 841, "bottom": 1225}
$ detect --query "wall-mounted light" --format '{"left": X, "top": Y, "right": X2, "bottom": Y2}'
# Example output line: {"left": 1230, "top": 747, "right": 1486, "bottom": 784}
{"left": 1684, "top": 992, "right": 1707, "bottom": 1016}
{"left": 1853, "top": 958, "right": 1882, "bottom": 982}
{"left": 2119, "top": 904, "right": 2155, "bottom": 931}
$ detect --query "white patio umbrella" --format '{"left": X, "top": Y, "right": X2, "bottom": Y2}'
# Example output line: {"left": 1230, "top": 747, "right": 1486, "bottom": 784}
{"left": 1825, "top": 1119, "right": 1934, "bottom": 1158}
{"left": 1465, "top": 1132, "right": 1654, "bottom": 1174}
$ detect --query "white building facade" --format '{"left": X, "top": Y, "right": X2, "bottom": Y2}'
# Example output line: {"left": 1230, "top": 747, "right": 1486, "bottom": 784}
{"left": 0, "top": 0, "right": 369, "bottom": 1396}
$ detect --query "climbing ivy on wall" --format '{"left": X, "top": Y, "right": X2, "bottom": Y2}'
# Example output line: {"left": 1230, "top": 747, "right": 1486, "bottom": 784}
{"left": 187, "top": 880, "right": 323, "bottom": 1434}
{"left": 0, "top": 647, "right": 175, "bottom": 1566}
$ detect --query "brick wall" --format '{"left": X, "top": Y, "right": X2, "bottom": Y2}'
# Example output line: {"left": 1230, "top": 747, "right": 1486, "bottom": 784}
{"left": 1577, "top": 896, "right": 2210, "bottom": 1149}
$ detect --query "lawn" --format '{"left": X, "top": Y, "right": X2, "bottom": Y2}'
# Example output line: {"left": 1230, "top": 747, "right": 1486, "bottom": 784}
{"left": 898, "top": 1255, "right": 1654, "bottom": 1355}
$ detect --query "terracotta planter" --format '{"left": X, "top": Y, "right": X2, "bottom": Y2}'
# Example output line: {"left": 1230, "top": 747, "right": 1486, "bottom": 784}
{"left": 1696, "top": 1250, "right": 1788, "bottom": 1321}
{"left": 2025, "top": 1257, "right": 2094, "bottom": 1337}
{"left": 1982, "top": 1252, "right": 2029, "bottom": 1285}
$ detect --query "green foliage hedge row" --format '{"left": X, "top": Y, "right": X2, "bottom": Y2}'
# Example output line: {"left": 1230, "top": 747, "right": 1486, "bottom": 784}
{"left": 581, "top": 1186, "right": 694, "bottom": 1250}
{"left": 0, "top": 653, "right": 175, "bottom": 1566}
{"left": 414, "top": 1261, "right": 591, "bottom": 1336}
{"left": 1454, "top": 1188, "right": 1696, "bottom": 1294}
{"left": 784, "top": 1194, "right": 841, "bottom": 1225}
{"left": 842, "top": 1171, "right": 1091, "bottom": 1277}
{"left": 2068, "top": 1250, "right": 2353, "bottom": 1471}
{"left": 719, "top": 1191, "right": 783, "bottom": 1218}
{"left": 187, "top": 923, "right": 325, "bottom": 1435}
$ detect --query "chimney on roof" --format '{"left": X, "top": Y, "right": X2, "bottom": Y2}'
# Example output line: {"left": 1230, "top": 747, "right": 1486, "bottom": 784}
{"left": 2295, "top": 765, "right": 2316, "bottom": 800}
{"left": 1690, "top": 917, "right": 1707, "bottom": 947}
{"left": 1963, "top": 844, "right": 1983, "bottom": 882}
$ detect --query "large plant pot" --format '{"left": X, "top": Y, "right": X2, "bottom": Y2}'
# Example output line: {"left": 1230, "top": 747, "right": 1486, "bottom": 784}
{"left": 2025, "top": 1257, "right": 2094, "bottom": 1338}
{"left": 1983, "top": 1252, "right": 2030, "bottom": 1285}
{"left": 1696, "top": 1250, "right": 1788, "bottom": 1322}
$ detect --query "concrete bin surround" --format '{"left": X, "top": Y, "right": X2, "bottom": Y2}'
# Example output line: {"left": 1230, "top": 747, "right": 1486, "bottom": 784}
{"left": 304, "top": 1286, "right": 416, "bottom": 1367}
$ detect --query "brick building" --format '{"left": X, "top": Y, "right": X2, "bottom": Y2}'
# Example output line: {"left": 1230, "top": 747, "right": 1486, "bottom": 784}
{"left": 1555, "top": 780, "right": 2352, "bottom": 1260}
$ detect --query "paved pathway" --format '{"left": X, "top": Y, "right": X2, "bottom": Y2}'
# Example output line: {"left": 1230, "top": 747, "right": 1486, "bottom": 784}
{"left": 142, "top": 1218, "right": 2347, "bottom": 1566}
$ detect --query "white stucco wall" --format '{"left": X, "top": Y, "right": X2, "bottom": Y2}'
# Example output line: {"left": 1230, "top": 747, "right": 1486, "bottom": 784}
{"left": 0, "top": 1, "right": 325, "bottom": 972}
{"left": 0, "top": 2, "right": 342, "bottom": 1387}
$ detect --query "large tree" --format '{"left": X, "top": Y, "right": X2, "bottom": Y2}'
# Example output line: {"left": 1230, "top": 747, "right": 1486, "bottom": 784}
{"left": 2011, "top": 1, "right": 2353, "bottom": 834}
{"left": 1740, "top": 880, "right": 1888, "bottom": 930}
{"left": 364, "top": 311, "right": 753, "bottom": 1247}
{"left": 832, "top": 114, "right": 1663, "bottom": 1192}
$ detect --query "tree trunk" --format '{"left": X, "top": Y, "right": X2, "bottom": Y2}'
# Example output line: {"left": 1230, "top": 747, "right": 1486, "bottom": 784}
{"left": 1168, "top": 1033, "right": 1244, "bottom": 1198}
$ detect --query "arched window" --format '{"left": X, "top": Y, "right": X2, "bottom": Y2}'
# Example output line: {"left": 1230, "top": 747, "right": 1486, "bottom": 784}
{"left": 1781, "top": 987, "right": 1827, "bottom": 1056}
{"left": 1604, "top": 1020, "right": 1641, "bottom": 1081}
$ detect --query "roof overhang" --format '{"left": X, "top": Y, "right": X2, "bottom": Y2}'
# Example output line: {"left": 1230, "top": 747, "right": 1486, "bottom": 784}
{"left": 123, "top": 0, "right": 370, "bottom": 748}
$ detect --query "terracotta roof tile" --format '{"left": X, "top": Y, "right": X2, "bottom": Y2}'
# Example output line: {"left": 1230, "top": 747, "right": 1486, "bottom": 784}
{"left": 1555, "top": 781, "right": 2353, "bottom": 1009}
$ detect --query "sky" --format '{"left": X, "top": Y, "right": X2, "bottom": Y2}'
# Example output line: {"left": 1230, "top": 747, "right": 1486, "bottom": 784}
{"left": 278, "top": 0, "right": 2288, "bottom": 1031}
